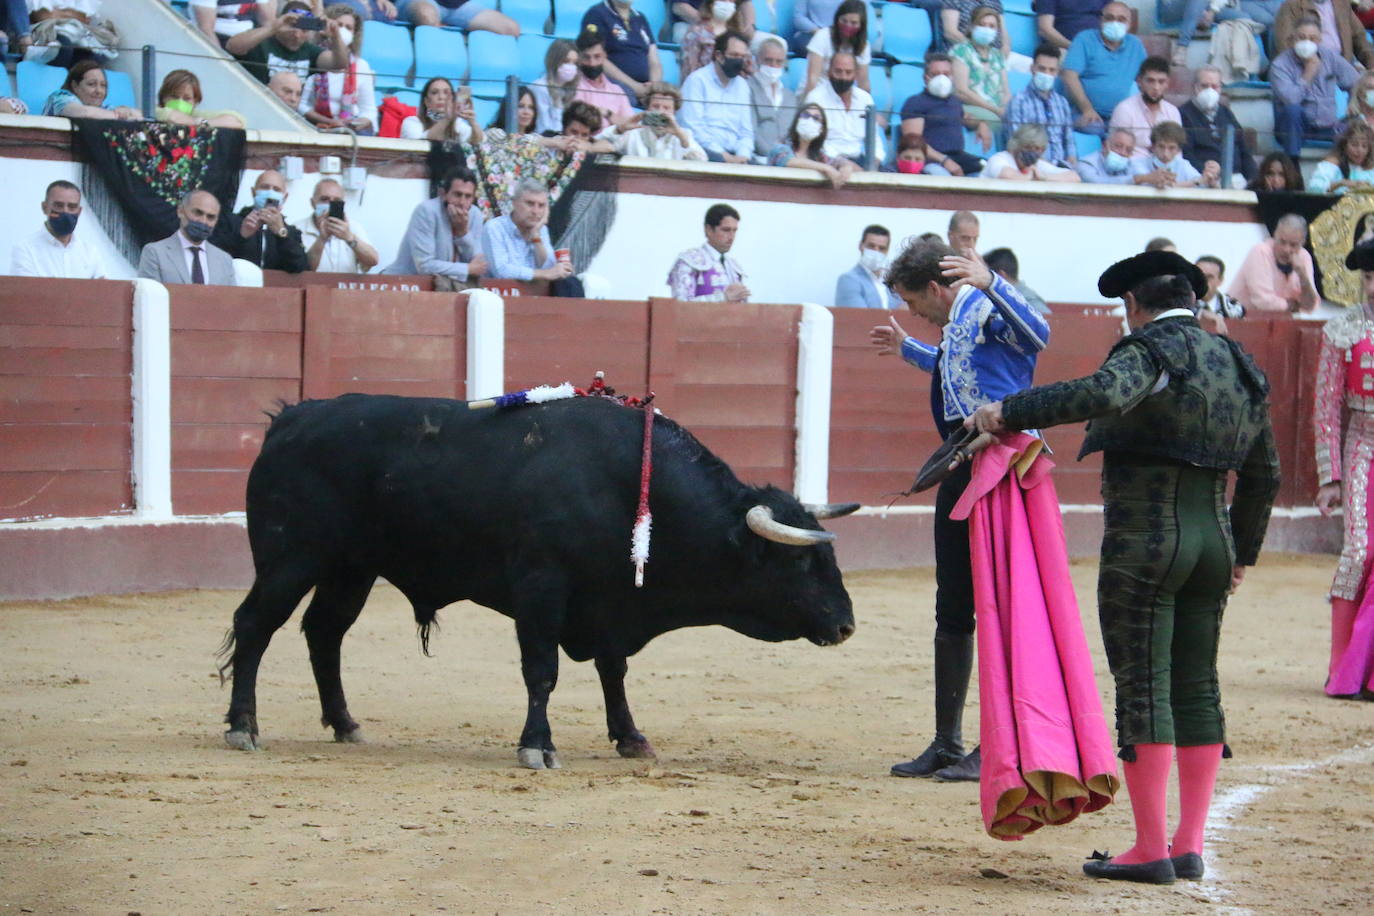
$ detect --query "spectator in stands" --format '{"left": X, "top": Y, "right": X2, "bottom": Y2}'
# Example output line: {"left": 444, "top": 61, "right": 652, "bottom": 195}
{"left": 1061, "top": 1, "right": 1145, "bottom": 132}
{"left": 950, "top": 6, "right": 1009, "bottom": 155}
{"left": 667, "top": 202, "right": 750, "bottom": 301}
{"left": 1167, "top": 0, "right": 1282, "bottom": 67}
{"left": 488, "top": 85, "right": 542, "bottom": 136}
{"left": 553, "top": 99, "right": 617, "bottom": 152}
{"left": 190, "top": 0, "right": 273, "bottom": 45}
{"left": 1075, "top": 125, "right": 1136, "bottom": 182}
{"left": 611, "top": 82, "right": 708, "bottom": 159}
{"left": 682, "top": 0, "right": 749, "bottom": 76}
{"left": 803, "top": 0, "right": 871, "bottom": 96}
{"left": 768, "top": 102, "right": 859, "bottom": 186}
{"left": 1144, "top": 236, "right": 1176, "bottom": 251}
{"left": 942, "top": 0, "right": 1010, "bottom": 50}
{"left": 155, "top": 69, "right": 246, "bottom": 129}
{"left": 804, "top": 51, "right": 882, "bottom": 165}
{"left": 530, "top": 39, "right": 579, "bottom": 135}
{"left": 300, "top": 5, "right": 378, "bottom": 134}
{"left": 1132, "top": 121, "right": 1220, "bottom": 188}
{"left": 1196, "top": 254, "right": 1245, "bottom": 319}
{"left": 333, "top": 0, "right": 405, "bottom": 23}
{"left": 3, "top": 0, "right": 31, "bottom": 58}
{"left": 137, "top": 188, "right": 236, "bottom": 286}
{"left": 294, "top": 178, "right": 378, "bottom": 273}
{"left": 227, "top": 3, "right": 349, "bottom": 85}
{"left": 679, "top": 31, "right": 756, "bottom": 163}
{"left": 948, "top": 209, "right": 979, "bottom": 252}
{"left": 1274, "top": 0, "right": 1374, "bottom": 68}
{"left": 402, "top": 77, "right": 453, "bottom": 139}
{"left": 1006, "top": 44, "right": 1076, "bottom": 167}
{"left": 835, "top": 223, "right": 901, "bottom": 308}
{"left": 25, "top": 0, "right": 119, "bottom": 68}
{"left": 10, "top": 180, "right": 107, "bottom": 279}
{"left": 41, "top": 60, "right": 137, "bottom": 120}
{"left": 267, "top": 71, "right": 303, "bottom": 108}
{"left": 1108, "top": 56, "right": 1180, "bottom": 152}
{"left": 1271, "top": 17, "right": 1360, "bottom": 157}
{"left": 984, "top": 246, "right": 1050, "bottom": 313}
{"left": 1179, "top": 65, "right": 1255, "bottom": 185}
{"left": 1346, "top": 69, "right": 1374, "bottom": 128}
{"left": 582, "top": 0, "right": 663, "bottom": 99}
{"left": 749, "top": 36, "right": 799, "bottom": 160}
{"left": 1228, "top": 213, "right": 1318, "bottom": 312}
{"left": 1248, "top": 150, "right": 1304, "bottom": 190}
{"left": 573, "top": 27, "right": 635, "bottom": 128}
{"left": 900, "top": 52, "right": 983, "bottom": 176}
{"left": 791, "top": 0, "right": 864, "bottom": 54}
{"left": 481, "top": 177, "right": 583, "bottom": 294}
{"left": 887, "top": 131, "right": 929, "bottom": 173}
{"left": 982, "top": 123, "right": 1083, "bottom": 180}
{"left": 0, "top": 97, "right": 26, "bottom": 115}
{"left": 391, "top": 0, "right": 520, "bottom": 35}
{"left": 1307, "top": 120, "right": 1374, "bottom": 193}
{"left": 383, "top": 166, "right": 487, "bottom": 282}
{"left": 1033, "top": 0, "right": 1105, "bottom": 49}
{"left": 223, "top": 170, "right": 308, "bottom": 273}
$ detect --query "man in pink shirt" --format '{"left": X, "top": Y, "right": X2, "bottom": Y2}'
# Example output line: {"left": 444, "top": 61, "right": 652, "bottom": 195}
{"left": 1108, "top": 57, "right": 1180, "bottom": 154}
{"left": 1228, "top": 213, "right": 1320, "bottom": 313}
{"left": 573, "top": 27, "right": 634, "bottom": 129}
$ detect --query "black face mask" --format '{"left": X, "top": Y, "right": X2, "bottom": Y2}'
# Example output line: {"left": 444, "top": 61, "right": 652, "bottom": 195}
{"left": 830, "top": 77, "right": 854, "bottom": 95}
{"left": 579, "top": 63, "right": 603, "bottom": 80}
{"left": 719, "top": 57, "right": 745, "bottom": 78}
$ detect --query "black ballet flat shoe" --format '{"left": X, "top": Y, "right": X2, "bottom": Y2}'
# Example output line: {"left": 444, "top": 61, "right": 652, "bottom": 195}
{"left": 1082, "top": 851, "right": 1176, "bottom": 885}
{"left": 890, "top": 740, "right": 964, "bottom": 778}
{"left": 933, "top": 746, "right": 981, "bottom": 782}
{"left": 1170, "top": 852, "right": 1204, "bottom": 880}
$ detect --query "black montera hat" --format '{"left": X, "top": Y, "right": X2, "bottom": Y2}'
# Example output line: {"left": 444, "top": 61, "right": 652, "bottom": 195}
{"left": 1346, "top": 240, "right": 1374, "bottom": 271}
{"left": 1097, "top": 250, "right": 1208, "bottom": 300}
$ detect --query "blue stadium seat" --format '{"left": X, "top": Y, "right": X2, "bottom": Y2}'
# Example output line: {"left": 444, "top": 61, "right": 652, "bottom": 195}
{"left": 642, "top": 0, "right": 669, "bottom": 42}
{"left": 1002, "top": 0, "right": 1033, "bottom": 13}
{"left": 1004, "top": 12, "right": 1038, "bottom": 57}
{"left": 502, "top": 0, "right": 554, "bottom": 35}
{"left": 774, "top": 0, "right": 797, "bottom": 38}
{"left": 869, "top": 66, "right": 891, "bottom": 114}
{"left": 16, "top": 61, "right": 66, "bottom": 114}
{"left": 554, "top": 0, "right": 601, "bottom": 38}
{"left": 1073, "top": 130, "right": 1101, "bottom": 158}
{"left": 414, "top": 25, "right": 469, "bottom": 85}
{"left": 469, "top": 32, "right": 520, "bottom": 95}
{"left": 657, "top": 49, "right": 680, "bottom": 85}
{"left": 473, "top": 95, "right": 501, "bottom": 127}
{"left": 517, "top": 33, "right": 556, "bottom": 81}
{"left": 104, "top": 70, "right": 137, "bottom": 110}
{"left": 889, "top": 62, "right": 924, "bottom": 112}
{"left": 752, "top": 0, "right": 774, "bottom": 33}
{"left": 881, "top": 5, "right": 933, "bottom": 63}
{"left": 363, "top": 21, "right": 415, "bottom": 87}
{"left": 1007, "top": 68, "right": 1030, "bottom": 96}
{"left": 964, "top": 125, "right": 999, "bottom": 156}
{"left": 1336, "top": 86, "right": 1350, "bottom": 120}
{"left": 785, "top": 55, "right": 808, "bottom": 91}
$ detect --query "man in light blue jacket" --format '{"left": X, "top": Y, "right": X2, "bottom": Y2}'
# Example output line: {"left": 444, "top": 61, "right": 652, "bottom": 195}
{"left": 834, "top": 224, "right": 901, "bottom": 308}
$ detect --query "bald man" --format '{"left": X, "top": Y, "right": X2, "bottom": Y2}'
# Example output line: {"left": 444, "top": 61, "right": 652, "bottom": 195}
{"left": 267, "top": 71, "right": 303, "bottom": 109}
{"left": 224, "top": 170, "right": 308, "bottom": 273}
{"left": 137, "top": 188, "right": 237, "bottom": 286}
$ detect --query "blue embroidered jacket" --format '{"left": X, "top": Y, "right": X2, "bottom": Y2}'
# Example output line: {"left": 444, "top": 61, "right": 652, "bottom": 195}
{"left": 899, "top": 274, "right": 1050, "bottom": 435}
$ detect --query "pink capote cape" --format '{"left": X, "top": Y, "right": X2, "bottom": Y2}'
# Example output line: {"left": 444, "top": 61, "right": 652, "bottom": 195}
{"left": 949, "top": 432, "right": 1120, "bottom": 840}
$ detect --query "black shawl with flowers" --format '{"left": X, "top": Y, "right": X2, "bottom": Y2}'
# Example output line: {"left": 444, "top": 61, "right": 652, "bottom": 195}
{"left": 72, "top": 119, "right": 246, "bottom": 266}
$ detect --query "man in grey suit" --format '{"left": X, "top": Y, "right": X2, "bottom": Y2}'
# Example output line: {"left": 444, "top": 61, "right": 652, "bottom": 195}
{"left": 835, "top": 224, "right": 901, "bottom": 309}
{"left": 137, "top": 189, "right": 237, "bottom": 286}
{"left": 749, "top": 37, "right": 799, "bottom": 161}
{"left": 383, "top": 166, "right": 488, "bottom": 285}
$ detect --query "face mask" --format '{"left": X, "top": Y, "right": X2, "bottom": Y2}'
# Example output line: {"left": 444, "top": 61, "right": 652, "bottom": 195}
{"left": 556, "top": 62, "right": 578, "bottom": 83}
{"left": 1195, "top": 87, "right": 1220, "bottom": 111}
{"left": 713, "top": 0, "right": 736, "bottom": 20}
{"left": 971, "top": 25, "right": 997, "bottom": 46}
{"left": 830, "top": 77, "right": 854, "bottom": 95}
{"left": 759, "top": 64, "right": 784, "bottom": 83}
{"left": 926, "top": 74, "right": 953, "bottom": 98}
{"left": 183, "top": 219, "right": 213, "bottom": 243}
{"left": 720, "top": 57, "right": 745, "bottom": 78}
{"left": 1105, "top": 149, "right": 1129, "bottom": 172}
{"left": 253, "top": 189, "right": 284, "bottom": 210}
{"left": 838, "top": 22, "right": 860, "bottom": 37}
{"left": 337, "top": 27, "right": 354, "bottom": 47}
{"left": 1294, "top": 39, "right": 1318, "bottom": 59}
{"left": 47, "top": 211, "right": 78, "bottom": 236}
{"left": 426, "top": 107, "right": 450, "bottom": 122}
{"left": 796, "top": 116, "right": 822, "bottom": 140}
{"left": 165, "top": 98, "right": 194, "bottom": 115}
{"left": 579, "top": 63, "right": 603, "bottom": 80}
{"left": 314, "top": 202, "right": 330, "bottom": 219}
{"left": 1031, "top": 71, "right": 1055, "bottom": 92}
{"left": 1014, "top": 148, "right": 1040, "bottom": 168}
{"left": 1101, "top": 20, "right": 1128, "bottom": 42}
{"left": 859, "top": 248, "right": 886, "bottom": 272}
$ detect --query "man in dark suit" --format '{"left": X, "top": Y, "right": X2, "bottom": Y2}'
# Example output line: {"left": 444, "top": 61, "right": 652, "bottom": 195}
{"left": 1179, "top": 66, "right": 1255, "bottom": 186}
{"left": 835, "top": 224, "right": 902, "bottom": 309}
{"left": 137, "top": 188, "right": 237, "bottom": 286}
{"left": 222, "top": 170, "right": 308, "bottom": 273}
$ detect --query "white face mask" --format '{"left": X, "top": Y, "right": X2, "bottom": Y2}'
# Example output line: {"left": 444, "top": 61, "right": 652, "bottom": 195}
{"left": 795, "top": 116, "right": 822, "bottom": 140}
{"left": 859, "top": 248, "right": 886, "bottom": 273}
{"left": 713, "top": 1, "right": 736, "bottom": 20}
{"left": 556, "top": 62, "right": 578, "bottom": 83}
{"left": 1294, "top": 39, "right": 1318, "bottom": 59}
{"left": 926, "top": 73, "right": 953, "bottom": 98}
{"left": 1104, "top": 149, "right": 1130, "bottom": 172}
{"left": 1195, "top": 87, "right": 1220, "bottom": 111}
{"left": 337, "top": 26, "right": 354, "bottom": 48}
{"left": 1032, "top": 71, "right": 1055, "bottom": 92}
{"left": 759, "top": 64, "right": 784, "bottom": 84}
{"left": 971, "top": 25, "right": 997, "bottom": 46}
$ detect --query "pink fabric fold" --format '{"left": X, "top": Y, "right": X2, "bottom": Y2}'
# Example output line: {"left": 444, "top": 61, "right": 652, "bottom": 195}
{"left": 949, "top": 432, "right": 1120, "bottom": 840}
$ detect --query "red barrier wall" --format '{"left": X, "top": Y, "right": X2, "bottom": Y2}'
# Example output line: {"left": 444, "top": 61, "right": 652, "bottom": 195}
{"left": 505, "top": 297, "right": 649, "bottom": 393}
{"left": 0, "top": 278, "right": 133, "bottom": 520}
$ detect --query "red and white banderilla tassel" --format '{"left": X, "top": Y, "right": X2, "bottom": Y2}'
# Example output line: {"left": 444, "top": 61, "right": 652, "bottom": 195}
{"left": 632, "top": 401, "right": 654, "bottom": 587}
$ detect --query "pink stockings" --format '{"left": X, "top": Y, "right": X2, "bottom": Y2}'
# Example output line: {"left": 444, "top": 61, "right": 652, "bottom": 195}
{"left": 1171, "top": 744, "right": 1224, "bottom": 857}
{"left": 1112, "top": 743, "right": 1224, "bottom": 864}
{"left": 1331, "top": 598, "right": 1357, "bottom": 682}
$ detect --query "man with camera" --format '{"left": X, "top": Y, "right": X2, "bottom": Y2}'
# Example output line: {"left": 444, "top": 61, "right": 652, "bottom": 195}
{"left": 610, "top": 83, "right": 707, "bottom": 160}
{"left": 294, "top": 178, "right": 378, "bottom": 274}
{"left": 224, "top": 170, "right": 309, "bottom": 274}
{"left": 226, "top": 1, "right": 350, "bottom": 85}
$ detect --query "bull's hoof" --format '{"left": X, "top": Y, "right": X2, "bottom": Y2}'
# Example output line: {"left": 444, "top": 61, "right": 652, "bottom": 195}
{"left": 616, "top": 736, "right": 656, "bottom": 759}
{"left": 224, "top": 729, "right": 260, "bottom": 751}
{"left": 334, "top": 727, "right": 366, "bottom": 744}
{"left": 517, "top": 746, "right": 547, "bottom": 770}
{"left": 543, "top": 750, "right": 562, "bottom": 769}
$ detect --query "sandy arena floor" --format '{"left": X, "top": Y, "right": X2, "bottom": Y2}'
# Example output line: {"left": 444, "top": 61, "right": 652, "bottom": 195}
{"left": 1, "top": 554, "right": 1372, "bottom": 915}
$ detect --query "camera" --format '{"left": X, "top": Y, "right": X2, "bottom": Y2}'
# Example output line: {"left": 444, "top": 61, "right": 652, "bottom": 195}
{"left": 642, "top": 111, "right": 669, "bottom": 128}
{"left": 295, "top": 13, "right": 325, "bottom": 30}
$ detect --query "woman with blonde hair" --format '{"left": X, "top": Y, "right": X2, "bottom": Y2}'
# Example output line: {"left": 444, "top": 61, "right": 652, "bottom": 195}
{"left": 1347, "top": 70, "right": 1374, "bottom": 129}
{"left": 983, "top": 123, "right": 1081, "bottom": 181}
{"left": 300, "top": 4, "right": 378, "bottom": 135}
{"left": 1308, "top": 120, "right": 1374, "bottom": 194}
{"left": 155, "top": 69, "right": 246, "bottom": 129}
{"left": 529, "top": 38, "right": 579, "bottom": 135}
{"left": 950, "top": 5, "right": 1009, "bottom": 153}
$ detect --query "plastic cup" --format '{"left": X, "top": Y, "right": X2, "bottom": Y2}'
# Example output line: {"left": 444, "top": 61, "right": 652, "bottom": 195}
{"left": 555, "top": 248, "right": 571, "bottom": 264}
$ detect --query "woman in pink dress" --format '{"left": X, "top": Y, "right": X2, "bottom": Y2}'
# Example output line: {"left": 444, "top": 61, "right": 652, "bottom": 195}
{"left": 1314, "top": 241, "right": 1374, "bottom": 699}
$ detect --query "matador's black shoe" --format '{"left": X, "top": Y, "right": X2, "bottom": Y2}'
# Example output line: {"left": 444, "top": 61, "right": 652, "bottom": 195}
{"left": 932, "top": 746, "right": 981, "bottom": 782}
{"left": 1082, "top": 851, "right": 1176, "bottom": 885}
{"left": 1170, "top": 852, "right": 1204, "bottom": 880}
{"left": 890, "top": 740, "right": 964, "bottom": 778}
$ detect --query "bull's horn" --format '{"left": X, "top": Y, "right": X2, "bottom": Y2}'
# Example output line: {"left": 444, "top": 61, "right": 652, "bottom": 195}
{"left": 804, "top": 502, "right": 861, "bottom": 520}
{"left": 746, "top": 506, "right": 836, "bottom": 546}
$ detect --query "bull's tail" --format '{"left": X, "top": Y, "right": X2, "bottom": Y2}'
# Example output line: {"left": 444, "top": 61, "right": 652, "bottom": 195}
{"left": 215, "top": 626, "right": 236, "bottom": 685}
{"left": 413, "top": 604, "right": 440, "bottom": 657}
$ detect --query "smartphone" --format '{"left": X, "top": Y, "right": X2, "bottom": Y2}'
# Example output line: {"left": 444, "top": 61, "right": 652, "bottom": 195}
{"left": 642, "top": 111, "right": 668, "bottom": 128}
{"left": 295, "top": 13, "right": 325, "bottom": 30}
{"left": 328, "top": 199, "right": 345, "bottom": 220}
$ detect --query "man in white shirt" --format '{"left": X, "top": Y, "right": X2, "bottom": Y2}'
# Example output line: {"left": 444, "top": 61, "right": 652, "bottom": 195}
{"left": 10, "top": 180, "right": 108, "bottom": 279}
{"left": 804, "top": 51, "right": 882, "bottom": 165}
{"left": 612, "top": 83, "right": 707, "bottom": 160}
{"left": 294, "top": 178, "right": 379, "bottom": 274}
{"left": 678, "top": 31, "right": 755, "bottom": 163}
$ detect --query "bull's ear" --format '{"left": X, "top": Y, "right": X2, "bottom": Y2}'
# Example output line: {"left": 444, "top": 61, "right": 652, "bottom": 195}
{"left": 804, "top": 502, "right": 861, "bottom": 520}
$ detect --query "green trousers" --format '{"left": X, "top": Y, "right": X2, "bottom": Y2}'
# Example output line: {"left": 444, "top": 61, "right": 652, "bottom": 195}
{"left": 1097, "top": 454, "right": 1235, "bottom": 753}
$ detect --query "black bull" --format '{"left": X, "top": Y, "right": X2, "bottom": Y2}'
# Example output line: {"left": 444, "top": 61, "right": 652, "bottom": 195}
{"left": 220, "top": 394, "right": 857, "bottom": 768}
